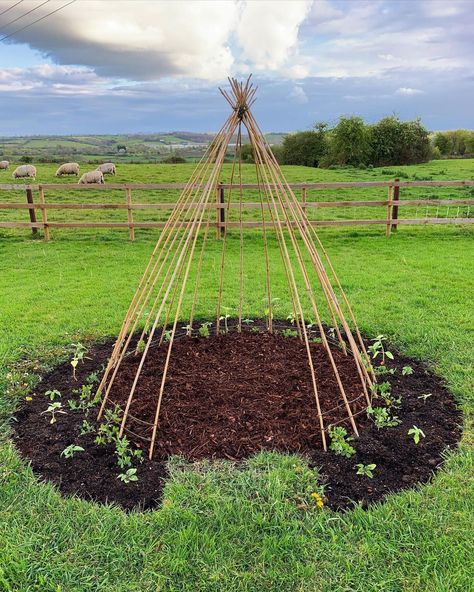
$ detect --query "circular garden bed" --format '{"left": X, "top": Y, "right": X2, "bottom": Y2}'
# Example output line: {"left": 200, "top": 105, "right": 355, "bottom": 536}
{"left": 13, "top": 321, "right": 461, "bottom": 511}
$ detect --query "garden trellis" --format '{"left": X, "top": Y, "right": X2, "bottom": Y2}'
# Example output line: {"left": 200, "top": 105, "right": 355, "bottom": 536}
{"left": 96, "top": 77, "right": 375, "bottom": 458}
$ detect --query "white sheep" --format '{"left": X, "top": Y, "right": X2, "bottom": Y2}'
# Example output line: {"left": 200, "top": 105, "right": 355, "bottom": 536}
{"left": 78, "top": 170, "right": 105, "bottom": 184}
{"left": 0, "top": 160, "right": 9, "bottom": 170}
{"left": 12, "top": 164, "right": 37, "bottom": 179}
{"left": 96, "top": 162, "right": 116, "bottom": 175}
{"left": 55, "top": 162, "right": 80, "bottom": 177}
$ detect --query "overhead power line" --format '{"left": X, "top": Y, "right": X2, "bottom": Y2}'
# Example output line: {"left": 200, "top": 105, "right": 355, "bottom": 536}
{"left": 0, "top": 0, "right": 50, "bottom": 33}
{"left": 0, "top": 0, "right": 75, "bottom": 42}
{"left": 0, "top": 1, "right": 24, "bottom": 18}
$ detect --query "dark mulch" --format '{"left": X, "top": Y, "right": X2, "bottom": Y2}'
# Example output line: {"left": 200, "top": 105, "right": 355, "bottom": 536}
{"left": 13, "top": 324, "right": 462, "bottom": 511}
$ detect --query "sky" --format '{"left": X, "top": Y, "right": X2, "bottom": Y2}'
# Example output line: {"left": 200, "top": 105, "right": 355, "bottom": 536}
{"left": 0, "top": 0, "right": 473, "bottom": 136}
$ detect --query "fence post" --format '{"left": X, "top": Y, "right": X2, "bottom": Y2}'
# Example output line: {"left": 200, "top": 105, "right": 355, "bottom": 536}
{"left": 391, "top": 178, "right": 400, "bottom": 232}
{"left": 25, "top": 186, "right": 38, "bottom": 236}
{"left": 217, "top": 182, "right": 225, "bottom": 238}
{"left": 126, "top": 187, "right": 135, "bottom": 241}
{"left": 38, "top": 185, "right": 50, "bottom": 241}
{"left": 386, "top": 182, "right": 393, "bottom": 237}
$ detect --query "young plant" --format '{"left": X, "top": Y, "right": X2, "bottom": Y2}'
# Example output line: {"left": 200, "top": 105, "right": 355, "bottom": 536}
{"left": 198, "top": 322, "right": 212, "bottom": 338}
{"left": 408, "top": 425, "right": 426, "bottom": 444}
{"left": 86, "top": 371, "right": 99, "bottom": 385}
{"left": 263, "top": 297, "right": 280, "bottom": 322}
{"left": 242, "top": 318, "right": 254, "bottom": 326}
{"left": 328, "top": 425, "right": 356, "bottom": 458}
{"left": 70, "top": 342, "right": 88, "bottom": 380}
{"left": 418, "top": 393, "right": 432, "bottom": 402}
{"left": 355, "top": 463, "right": 376, "bottom": 478}
{"left": 41, "top": 401, "right": 66, "bottom": 424}
{"left": 368, "top": 334, "right": 394, "bottom": 365}
{"left": 115, "top": 435, "right": 143, "bottom": 469}
{"left": 367, "top": 406, "right": 401, "bottom": 429}
{"left": 162, "top": 330, "right": 172, "bottom": 343}
{"left": 286, "top": 313, "right": 296, "bottom": 325}
{"left": 136, "top": 339, "right": 146, "bottom": 354}
{"left": 370, "top": 381, "right": 401, "bottom": 408}
{"left": 402, "top": 365, "right": 414, "bottom": 376}
{"left": 117, "top": 468, "right": 138, "bottom": 484}
{"left": 45, "top": 389, "right": 61, "bottom": 401}
{"left": 61, "top": 444, "right": 85, "bottom": 459}
{"left": 282, "top": 328, "right": 298, "bottom": 338}
{"left": 219, "top": 308, "right": 231, "bottom": 334}
{"left": 80, "top": 419, "right": 95, "bottom": 436}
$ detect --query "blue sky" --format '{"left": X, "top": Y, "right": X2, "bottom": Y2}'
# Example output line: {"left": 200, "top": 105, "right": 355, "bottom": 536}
{"left": 0, "top": 0, "right": 472, "bottom": 135}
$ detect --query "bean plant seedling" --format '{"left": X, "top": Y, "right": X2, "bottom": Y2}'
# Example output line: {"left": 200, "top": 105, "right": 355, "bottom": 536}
{"left": 41, "top": 401, "right": 66, "bottom": 424}
{"left": 368, "top": 334, "right": 394, "bottom": 365}
{"left": 61, "top": 444, "right": 85, "bottom": 459}
{"left": 328, "top": 425, "right": 356, "bottom": 457}
{"left": 402, "top": 365, "right": 414, "bottom": 376}
{"left": 418, "top": 393, "right": 432, "bottom": 402}
{"left": 70, "top": 342, "right": 88, "bottom": 380}
{"left": 408, "top": 425, "right": 426, "bottom": 444}
{"left": 355, "top": 463, "right": 376, "bottom": 478}
{"left": 117, "top": 468, "right": 138, "bottom": 484}
{"left": 282, "top": 328, "right": 298, "bottom": 338}
{"left": 219, "top": 307, "right": 231, "bottom": 334}
{"left": 367, "top": 406, "right": 401, "bottom": 429}
{"left": 45, "top": 389, "right": 61, "bottom": 401}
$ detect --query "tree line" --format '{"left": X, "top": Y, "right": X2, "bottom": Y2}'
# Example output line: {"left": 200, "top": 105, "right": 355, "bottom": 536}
{"left": 239, "top": 116, "right": 473, "bottom": 168}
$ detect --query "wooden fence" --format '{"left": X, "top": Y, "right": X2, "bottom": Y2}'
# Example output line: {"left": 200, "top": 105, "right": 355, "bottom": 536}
{"left": 0, "top": 179, "right": 473, "bottom": 241}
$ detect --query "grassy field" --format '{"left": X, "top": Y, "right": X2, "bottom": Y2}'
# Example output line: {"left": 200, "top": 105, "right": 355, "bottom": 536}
{"left": 1, "top": 158, "right": 473, "bottom": 235}
{"left": 0, "top": 160, "right": 473, "bottom": 591}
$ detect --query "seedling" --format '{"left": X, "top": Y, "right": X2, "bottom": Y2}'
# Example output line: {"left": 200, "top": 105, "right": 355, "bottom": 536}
{"left": 183, "top": 323, "right": 193, "bottom": 336}
{"left": 370, "top": 381, "right": 401, "bottom": 408}
{"left": 368, "top": 335, "right": 394, "bottom": 365}
{"left": 263, "top": 297, "right": 279, "bottom": 321}
{"left": 408, "top": 425, "right": 426, "bottom": 444}
{"left": 327, "top": 327, "right": 336, "bottom": 340}
{"left": 219, "top": 308, "right": 231, "bottom": 334}
{"left": 286, "top": 313, "right": 296, "bottom": 325}
{"left": 198, "top": 322, "right": 212, "bottom": 338}
{"left": 117, "top": 468, "right": 138, "bottom": 484}
{"left": 80, "top": 419, "right": 95, "bottom": 436}
{"left": 61, "top": 444, "right": 85, "bottom": 459}
{"left": 41, "top": 401, "right": 66, "bottom": 424}
{"left": 115, "top": 435, "right": 143, "bottom": 469}
{"left": 162, "top": 330, "right": 172, "bottom": 343}
{"left": 355, "top": 463, "right": 376, "bottom": 478}
{"left": 45, "top": 389, "right": 61, "bottom": 401}
{"left": 367, "top": 406, "right": 401, "bottom": 429}
{"left": 70, "top": 342, "right": 88, "bottom": 380}
{"left": 418, "top": 393, "right": 432, "bottom": 402}
{"left": 402, "top": 365, "right": 414, "bottom": 376}
{"left": 86, "top": 371, "right": 100, "bottom": 385}
{"left": 136, "top": 339, "right": 146, "bottom": 354}
{"left": 282, "top": 328, "right": 298, "bottom": 338}
{"left": 328, "top": 425, "right": 356, "bottom": 458}
{"left": 242, "top": 318, "right": 254, "bottom": 325}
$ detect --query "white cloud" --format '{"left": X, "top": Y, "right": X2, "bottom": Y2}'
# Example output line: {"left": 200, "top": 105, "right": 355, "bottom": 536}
{"left": 236, "top": 1, "right": 312, "bottom": 70}
{"left": 396, "top": 87, "right": 424, "bottom": 96}
{"left": 290, "top": 85, "right": 308, "bottom": 104}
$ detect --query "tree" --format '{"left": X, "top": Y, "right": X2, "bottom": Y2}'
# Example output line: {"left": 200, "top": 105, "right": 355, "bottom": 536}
{"left": 328, "top": 116, "right": 369, "bottom": 166}
{"left": 369, "top": 116, "right": 431, "bottom": 166}
{"left": 281, "top": 124, "right": 328, "bottom": 167}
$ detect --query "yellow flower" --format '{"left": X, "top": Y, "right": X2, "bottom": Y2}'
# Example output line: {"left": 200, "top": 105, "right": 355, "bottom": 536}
{"left": 25, "top": 396, "right": 33, "bottom": 401}
{"left": 311, "top": 492, "right": 324, "bottom": 508}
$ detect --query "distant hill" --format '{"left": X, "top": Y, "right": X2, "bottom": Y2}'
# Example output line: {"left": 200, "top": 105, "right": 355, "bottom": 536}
{"left": 0, "top": 131, "right": 287, "bottom": 163}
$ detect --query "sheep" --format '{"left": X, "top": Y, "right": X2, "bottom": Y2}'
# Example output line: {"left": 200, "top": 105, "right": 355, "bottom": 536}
{"left": 96, "top": 162, "right": 116, "bottom": 175}
{"left": 12, "top": 164, "right": 37, "bottom": 179}
{"left": 55, "top": 162, "right": 80, "bottom": 177}
{"left": 78, "top": 170, "right": 105, "bottom": 184}
{"left": 0, "top": 160, "right": 9, "bottom": 170}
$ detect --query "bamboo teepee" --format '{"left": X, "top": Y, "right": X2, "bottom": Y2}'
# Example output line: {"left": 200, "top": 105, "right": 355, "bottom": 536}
{"left": 97, "top": 77, "right": 375, "bottom": 458}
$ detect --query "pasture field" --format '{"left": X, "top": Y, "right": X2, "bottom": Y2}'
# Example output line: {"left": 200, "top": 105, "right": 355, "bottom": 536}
{"left": 0, "top": 159, "right": 473, "bottom": 591}
{"left": 1, "top": 158, "right": 473, "bottom": 234}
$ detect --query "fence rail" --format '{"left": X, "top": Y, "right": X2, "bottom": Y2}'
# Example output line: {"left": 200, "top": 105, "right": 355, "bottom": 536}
{"left": 0, "top": 179, "right": 473, "bottom": 240}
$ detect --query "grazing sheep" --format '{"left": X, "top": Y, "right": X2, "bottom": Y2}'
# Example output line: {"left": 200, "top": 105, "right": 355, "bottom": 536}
{"left": 78, "top": 170, "right": 105, "bottom": 184}
{"left": 55, "top": 162, "right": 80, "bottom": 177}
{"left": 0, "top": 160, "right": 9, "bottom": 170}
{"left": 97, "top": 162, "right": 116, "bottom": 175}
{"left": 12, "top": 164, "right": 37, "bottom": 179}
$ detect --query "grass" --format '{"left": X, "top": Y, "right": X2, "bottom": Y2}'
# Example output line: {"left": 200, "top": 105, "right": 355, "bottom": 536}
{"left": 1, "top": 158, "right": 473, "bottom": 231}
{"left": 0, "top": 160, "right": 473, "bottom": 590}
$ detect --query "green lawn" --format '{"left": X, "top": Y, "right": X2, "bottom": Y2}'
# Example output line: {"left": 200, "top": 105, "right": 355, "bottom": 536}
{"left": 0, "top": 160, "right": 473, "bottom": 591}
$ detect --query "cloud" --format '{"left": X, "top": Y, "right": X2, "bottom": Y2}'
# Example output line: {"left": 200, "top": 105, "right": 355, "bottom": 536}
{"left": 396, "top": 87, "right": 424, "bottom": 96}
{"left": 236, "top": 1, "right": 312, "bottom": 70}
{"left": 3, "top": 1, "right": 238, "bottom": 80}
